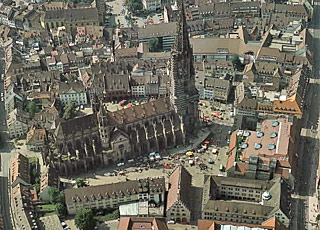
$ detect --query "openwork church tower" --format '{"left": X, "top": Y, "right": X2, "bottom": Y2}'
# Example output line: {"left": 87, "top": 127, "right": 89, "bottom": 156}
{"left": 169, "top": 0, "right": 199, "bottom": 133}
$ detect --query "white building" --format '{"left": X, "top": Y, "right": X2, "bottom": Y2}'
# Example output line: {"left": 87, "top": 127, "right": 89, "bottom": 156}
{"left": 58, "top": 81, "right": 87, "bottom": 106}
{"left": 130, "top": 75, "right": 146, "bottom": 97}
{"left": 142, "top": 0, "right": 161, "bottom": 11}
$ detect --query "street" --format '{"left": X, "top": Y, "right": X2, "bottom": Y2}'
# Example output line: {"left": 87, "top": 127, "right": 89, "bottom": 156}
{"left": 0, "top": 45, "right": 13, "bottom": 230}
{"left": 291, "top": 1, "right": 320, "bottom": 229}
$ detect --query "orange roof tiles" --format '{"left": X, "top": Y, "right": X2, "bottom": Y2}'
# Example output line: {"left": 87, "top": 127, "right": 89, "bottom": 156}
{"left": 273, "top": 94, "right": 302, "bottom": 115}
{"left": 167, "top": 166, "right": 192, "bottom": 211}
{"left": 10, "top": 153, "right": 30, "bottom": 185}
{"left": 226, "top": 131, "right": 237, "bottom": 170}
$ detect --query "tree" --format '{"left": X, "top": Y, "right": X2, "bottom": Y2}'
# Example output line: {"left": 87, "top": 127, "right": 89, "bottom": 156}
{"left": 63, "top": 101, "right": 77, "bottom": 120}
{"left": 26, "top": 101, "right": 40, "bottom": 118}
{"left": 126, "top": 0, "right": 142, "bottom": 13}
{"left": 69, "top": 74, "right": 78, "bottom": 82}
{"left": 317, "top": 214, "right": 320, "bottom": 221}
{"left": 231, "top": 56, "right": 244, "bottom": 71}
{"left": 76, "top": 178, "right": 87, "bottom": 188}
{"left": 75, "top": 209, "right": 96, "bottom": 230}
{"left": 125, "top": 15, "right": 134, "bottom": 27}
{"left": 48, "top": 187, "right": 65, "bottom": 204}
{"left": 148, "top": 37, "right": 161, "bottom": 52}
{"left": 56, "top": 203, "right": 67, "bottom": 216}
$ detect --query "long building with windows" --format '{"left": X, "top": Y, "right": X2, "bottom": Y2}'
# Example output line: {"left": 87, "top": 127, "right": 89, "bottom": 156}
{"left": 64, "top": 178, "right": 165, "bottom": 215}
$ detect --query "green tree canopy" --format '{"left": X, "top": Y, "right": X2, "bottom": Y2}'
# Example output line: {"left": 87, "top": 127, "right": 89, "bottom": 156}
{"left": 76, "top": 178, "right": 87, "bottom": 188}
{"left": 48, "top": 187, "right": 65, "bottom": 204}
{"left": 126, "top": 0, "right": 142, "bottom": 13}
{"left": 148, "top": 37, "right": 161, "bottom": 52}
{"left": 56, "top": 203, "right": 67, "bottom": 216}
{"left": 231, "top": 55, "right": 244, "bottom": 71}
{"left": 63, "top": 101, "right": 77, "bottom": 120}
{"left": 26, "top": 101, "right": 40, "bottom": 118}
{"left": 75, "top": 209, "right": 96, "bottom": 230}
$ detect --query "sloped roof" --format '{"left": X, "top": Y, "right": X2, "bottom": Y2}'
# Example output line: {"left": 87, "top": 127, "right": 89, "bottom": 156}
{"left": 55, "top": 114, "right": 98, "bottom": 139}
{"left": 167, "top": 166, "right": 192, "bottom": 211}
{"left": 202, "top": 176, "right": 290, "bottom": 221}
{"left": 11, "top": 153, "right": 30, "bottom": 185}
{"left": 58, "top": 81, "right": 85, "bottom": 94}
{"left": 107, "top": 97, "right": 173, "bottom": 126}
{"left": 273, "top": 94, "right": 302, "bottom": 115}
{"left": 44, "top": 8, "right": 99, "bottom": 22}
{"left": 26, "top": 128, "right": 46, "bottom": 146}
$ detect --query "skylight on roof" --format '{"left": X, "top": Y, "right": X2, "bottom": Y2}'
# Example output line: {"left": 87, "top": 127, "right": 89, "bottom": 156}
{"left": 241, "top": 143, "right": 248, "bottom": 149}
{"left": 257, "top": 132, "right": 264, "bottom": 138}
{"left": 243, "top": 131, "right": 251, "bottom": 137}
{"left": 268, "top": 144, "right": 276, "bottom": 150}
{"left": 272, "top": 121, "right": 279, "bottom": 127}
{"left": 254, "top": 143, "right": 262, "bottom": 150}
{"left": 270, "top": 132, "right": 278, "bottom": 138}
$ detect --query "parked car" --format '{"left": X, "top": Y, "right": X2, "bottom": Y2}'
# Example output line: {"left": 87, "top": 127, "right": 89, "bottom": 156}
{"left": 117, "top": 162, "right": 125, "bottom": 167}
{"left": 155, "top": 153, "right": 161, "bottom": 160}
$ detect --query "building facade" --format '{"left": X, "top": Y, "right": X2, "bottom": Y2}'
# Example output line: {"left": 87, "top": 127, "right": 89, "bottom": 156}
{"left": 58, "top": 81, "right": 88, "bottom": 106}
{"left": 142, "top": 0, "right": 162, "bottom": 11}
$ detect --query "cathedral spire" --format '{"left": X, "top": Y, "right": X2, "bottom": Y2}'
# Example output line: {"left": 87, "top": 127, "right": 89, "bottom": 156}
{"left": 175, "top": 0, "right": 190, "bottom": 53}
{"left": 168, "top": 0, "right": 199, "bottom": 134}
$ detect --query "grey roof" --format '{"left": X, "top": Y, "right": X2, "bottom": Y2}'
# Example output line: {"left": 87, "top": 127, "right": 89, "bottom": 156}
{"left": 202, "top": 176, "right": 290, "bottom": 219}
{"left": 105, "top": 74, "right": 130, "bottom": 92}
{"left": 65, "top": 178, "right": 165, "bottom": 204}
{"left": 205, "top": 78, "right": 230, "bottom": 89}
{"left": 58, "top": 81, "right": 85, "bottom": 94}
{"left": 44, "top": 8, "right": 99, "bottom": 22}
{"left": 55, "top": 114, "right": 98, "bottom": 139}
{"left": 275, "top": 3, "right": 307, "bottom": 15}
{"left": 138, "top": 22, "right": 177, "bottom": 39}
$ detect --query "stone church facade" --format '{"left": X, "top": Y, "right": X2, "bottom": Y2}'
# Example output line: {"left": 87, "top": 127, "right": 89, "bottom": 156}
{"left": 46, "top": 0, "right": 199, "bottom": 176}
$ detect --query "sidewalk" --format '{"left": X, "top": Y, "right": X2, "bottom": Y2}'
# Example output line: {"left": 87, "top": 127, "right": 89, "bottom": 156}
{"left": 308, "top": 196, "right": 319, "bottom": 224}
